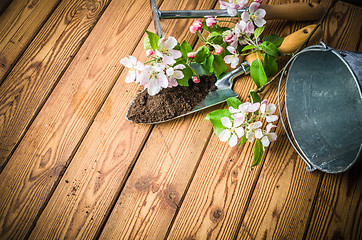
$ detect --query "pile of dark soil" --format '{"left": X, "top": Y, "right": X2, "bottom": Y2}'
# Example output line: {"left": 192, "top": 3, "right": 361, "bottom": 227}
{"left": 127, "top": 75, "right": 217, "bottom": 123}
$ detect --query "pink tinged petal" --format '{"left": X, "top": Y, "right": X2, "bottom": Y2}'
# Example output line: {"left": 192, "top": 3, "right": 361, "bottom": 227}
{"left": 266, "top": 123, "right": 276, "bottom": 133}
{"left": 249, "top": 121, "right": 262, "bottom": 130}
{"left": 232, "top": 113, "right": 245, "bottom": 119}
{"left": 157, "top": 72, "right": 169, "bottom": 88}
{"left": 227, "top": 7, "right": 238, "bottom": 17}
{"left": 235, "top": 127, "right": 245, "bottom": 138}
{"left": 255, "top": 129, "right": 263, "bottom": 139}
{"left": 168, "top": 76, "right": 178, "bottom": 87}
{"left": 246, "top": 131, "right": 255, "bottom": 142}
{"left": 221, "top": 117, "right": 233, "bottom": 128}
{"left": 261, "top": 99, "right": 268, "bottom": 105}
{"left": 249, "top": 2, "right": 259, "bottom": 13}
{"left": 187, "top": 52, "right": 196, "bottom": 58}
{"left": 266, "top": 115, "right": 278, "bottom": 122}
{"left": 239, "top": 102, "right": 251, "bottom": 112}
{"left": 254, "top": 8, "right": 266, "bottom": 18}
{"left": 261, "top": 136, "right": 270, "bottom": 147}
{"left": 226, "top": 46, "right": 236, "bottom": 54}
{"left": 166, "top": 67, "right": 174, "bottom": 76}
{"left": 229, "top": 134, "right": 238, "bottom": 147}
{"left": 219, "top": 129, "right": 231, "bottom": 142}
{"left": 266, "top": 103, "right": 276, "bottom": 115}
{"left": 169, "top": 49, "right": 182, "bottom": 59}
{"left": 162, "top": 55, "right": 176, "bottom": 65}
{"left": 120, "top": 57, "right": 133, "bottom": 68}
{"left": 245, "top": 21, "right": 255, "bottom": 34}
{"left": 125, "top": 69, "right": 136, "bottom": 83}
{"left": 174, "top": 64, "right": 186, "bottom": 70}
{"left": 224, "top": 55, "right": 234, "bottom": 64}
{"left": 241, "top": 11, "right": 249, "bottom": 22}
{"left": 229, "top": 106, "right": 239, "bottom": 113}
{"left": 148, "top": 78, "right": 162, "bottom": 96}
{"left": 268, "top": 132, "right": 277, "bottom": 142}
{"left": 254, "top": 18, "right": 266, "bottom": 28}
{"left": 233, "top": 116, "right": 245, "bottom": 127}
{"left": 173, "top": 70, "right": 184, "bottom": 79}
{"left": 248, "top": 102, "right": 260, "bottom": 112}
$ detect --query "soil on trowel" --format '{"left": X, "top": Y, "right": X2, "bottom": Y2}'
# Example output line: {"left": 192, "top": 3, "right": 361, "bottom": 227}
{"left": 127, "top": 75, "right": 217, "bottom": 123}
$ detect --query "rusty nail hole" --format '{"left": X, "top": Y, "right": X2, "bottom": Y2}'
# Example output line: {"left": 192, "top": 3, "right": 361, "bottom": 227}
{"left": 308, "top": 3, "right": 314, "bottom": 7}
{"left": 303, "top": 29, "right": 309, "bottom": 34}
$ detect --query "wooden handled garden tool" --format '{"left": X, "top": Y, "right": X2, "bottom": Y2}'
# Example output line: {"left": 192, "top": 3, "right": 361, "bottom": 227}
{"left": 126, "top": 25, "right": 324, "bottom": 124}
{"left": 150, "top": 0, "right": 325, "bottom": 37}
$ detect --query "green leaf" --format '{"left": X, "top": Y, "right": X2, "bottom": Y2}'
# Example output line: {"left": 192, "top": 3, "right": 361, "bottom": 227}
{"left": 208, "top": 35, "right": 224, "bottom": 45}
{"left": 249, "top": 90, "right": 261, "bottom": 103}
{"left": 212, "top": 55, "right": 227, "bottom": 78}
{"left": 260, "top": 41, "right": 279, "bottom": 57}
{"left": 252, "top": 139, "right": 264, "bottom": 167}
{"left": 238, "top": 133, "right": 247, "bottom": 145}
{"left": 241, "top": 45, "right": 255, "bottom": 52}
{"left": 227, "top": 97, "right": 242, "bottom": 109}
{"left": 205, "top": 54, "right": 214, "bottom": 73}
{"left": 205, "top": 109, "right": 231, "bottom": 130}
{"left": 207, "top": 31, "right": 222, "bottom": 40}
{"left": 211, "top": 25, "right": 231, "bottom": 33}
{"left": 180, "top": 41, "right": 193, "bottom": 60}
{"left": 263, "top": 34, "right": 284, "bottom": 47}
{"left": 213, "top": 126, "right": 226, "bottom": 137}
{"left": 177, "top": 64, "right": 193, "bottom": 86}
{"left": 145, "top": 30, "right": 160, "bottom": 50}
{"left": 250, "top": 59, "right": 267, "bottom": 88}
{"left": 263, "top": 53, "right": 278, "bottom": 77}
{"left": 254, "top": 26, "right": 265, "bottom": 39}
{"left": 144, "top": 36, "right": 152, "bottom": 51}
{"left": 202, "top": 23, "right": 211, "bottom": 32}
{"left": 195, "top": 46, "right": 210, "bottom": 63}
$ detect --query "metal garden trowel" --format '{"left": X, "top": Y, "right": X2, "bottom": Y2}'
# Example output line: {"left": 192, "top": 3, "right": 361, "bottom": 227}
{"left": 126, "top": 1, "right": 326, "bottom": 124}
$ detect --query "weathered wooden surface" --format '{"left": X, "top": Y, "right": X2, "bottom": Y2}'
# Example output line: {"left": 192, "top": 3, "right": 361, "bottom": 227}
{"left": 0, "top": 0, "right": 361, "bottom": 239}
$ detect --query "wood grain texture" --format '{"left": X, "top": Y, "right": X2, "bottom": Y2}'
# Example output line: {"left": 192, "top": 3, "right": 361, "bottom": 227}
{"left": 0, "top": 0, "right": 156, "bottom": 238}
{"left": 29, "top": 0, "right": 219, "bottom": 239}
{"left": 237, "top": 1, "right": 362, "bottom": 239}
{"left": 0, "top": 0, "right": 111, "bottom": 172}
{"left": 0, "top": 0, "right": 12, "bottom": 16}
{"left": 305, "top": 162, "right": 362, "bottom": 240}
{"left": 0, "top": 0, "right": 61, "bottom": 83}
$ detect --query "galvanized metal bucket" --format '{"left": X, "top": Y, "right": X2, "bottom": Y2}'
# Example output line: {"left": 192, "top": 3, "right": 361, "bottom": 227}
{"left": 278, "top": 43, "right": 362, "bottom": 173}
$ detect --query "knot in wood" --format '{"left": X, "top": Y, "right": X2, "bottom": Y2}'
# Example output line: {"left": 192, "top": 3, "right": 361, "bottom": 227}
{"left": 210, "top": 208, "right": 224, "bottom": 222}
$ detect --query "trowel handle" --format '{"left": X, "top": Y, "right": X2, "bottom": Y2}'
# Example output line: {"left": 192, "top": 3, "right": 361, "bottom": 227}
{"left": 262, "top": 3, "right": 325, "bottom": 21}
{"left": 245, "top": 24, "right": 323, "bottom": 64}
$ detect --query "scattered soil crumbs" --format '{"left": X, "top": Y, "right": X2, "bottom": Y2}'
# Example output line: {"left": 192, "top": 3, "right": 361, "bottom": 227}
{"left": 127, "top": 75, "right": 217, "bottom": 123}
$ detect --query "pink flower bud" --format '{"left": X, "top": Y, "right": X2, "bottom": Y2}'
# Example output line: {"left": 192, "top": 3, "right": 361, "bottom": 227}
{"left": 193, "top": 20, "right": 203, "bottom": 29}
{"left": 146, "top": 49, "right": 154, "bottom": 56}
{"left": 190, "top": 20, "right": 203, "bottom": 34}
{"left": 192, "top": 76, "right": 200, "bottom": 83}
{"left": 187, "top": 52, "right": 196, "bottom": 59}
{"left": 205, "top": 17, "right": 217, "bottom": 28}
{"left": 254, "top": 0, "right": 263, "bottom": 3}
{"left": 190, "top": 25, "right": 199, "bottom": 34}
{"left": 223, "top": 30, "right": 234, "bottom": 43}
{"left": 215, "top": 46, "right": 223, "bottom": 54}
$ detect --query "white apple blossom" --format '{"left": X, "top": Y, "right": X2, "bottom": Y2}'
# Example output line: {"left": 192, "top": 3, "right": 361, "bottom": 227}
{"left": 260, "top": 99, "right": 278, "bottom": 122}
{"left": 166, "top": 64, "right": 185, "bottom": 87}
{"left": 246, "top": 121, "right": 263, "bottom": 142}
{"left": 219, "top": 117, "right": 245, "bottom": 147}
{"left": 242, "top": 2, "right": 266, "bottom": 28}
{"left": 156, "top": 36, "right": 182, "bottom": 65}
{"left": 261, "top": 123, "right": 277, "bottom": 147}
{"left": 220, "top": 0, "right": 248, "bottom": 17}
{"left": 120, "top": 56, "right": 144, "bottom": 83}
{"left": 224, "top": 46, "right": 239, "bottom": 68}
{"left": 139, "top": 63, "right": 168, "bottom": 96}
{"left": 229, "top": 102, "right": 260, "bottom": 119}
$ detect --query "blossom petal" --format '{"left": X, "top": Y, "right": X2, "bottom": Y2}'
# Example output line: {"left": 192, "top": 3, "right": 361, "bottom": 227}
{"left": 266, "top": 103, "right": 276, "bottom": 115}
{"left": 246, "top": 131, "right": 254, "bottom": 142}
{"left": 241, "top": 11, "right": 249, "bottom": 22}
{"left": 261, "top": 136, "right": 270, "bottom": 147}
{"left": 162, "top": 55, "right": 176, "bottom": 65}
{"left": 249, "top": 2, "right": 259, "bottom": 14}
{"left": 226, "top": 46, "right": 236, "bottom": 54}
{"left": 248, "top": 102, "right": 260, "bottom": 112}
{"left": 227, "top": 7, "right": 238, "bottom": 17}
{"left": 268, "top": 132, "right": 277, "bottom": 142}
{"left": 219, "top": 129, "right": 231, "bottom": 142}
{"left": 166, "top": 67, "right": 174, "bottom": 76}
{"left": 235, "top": 127, "right": 245, "bottom": 138}
{"left": 164, "top": 36, "right": 178, "bottom": 49}
{"left": 173, "top": 70, "right": 184, "bottom": 79}
{"left": 120, "top": 57, "right": 133, "bottom": 68}
{"left": 233, "top": 115, "right": 245, "bottom": 127}
{"left": 221, "top": 117, "right": 232, "bottom": 128}
{"left": 229, "top": 106, "right": 239, "bottom": 113}
{"left": 232, "top": 113, "right": 245, "bottom": 119}
{"left": 254, "top": 18, "right": 266, "bottom": 28}
{"left": 148, "top": 78, "right": 162, "bottom": 96}
{"left": 254, "top": 8, "right": 266, "bottom": 18}
{"left": 125, "top": 69, "right": 136, "bottom": 83}
{"left": 229, "top": 134, "right": 238, "bottom": 147}
{"left": 266, "top": 123, "right": 276, "bottom": 133}
{"left": 174, "top": 64, "right": 186, "bottom": 70}
{"left": 266, "top": 115, "right": 278, "bottom": 122}
{"left": 230, "top": 58, "right": 239, "bottom": 68}
{"left": 255, "top": 129, "right": 263, "bottom": 139}
{"left": 157, "top": 72, "right": 169, "bottom": 88}
{"left": 224, "top": 55, "right": 234, "bottom": 64}
{"left": 169, "top": 49, "right": 182, "bottom": 59}
{"left": 155, "top": 50, "right": 164, "bottom": 58}
{"left": 260, "top": 103, "right": 266, "bottom": 114}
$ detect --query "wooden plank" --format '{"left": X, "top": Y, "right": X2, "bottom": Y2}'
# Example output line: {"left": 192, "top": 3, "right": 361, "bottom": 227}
{"left": 0, "top": 0, "right": 156, "bottom": 238}
{"left": 305, "top": 162, "right": 362, "bottom": 240}
{"left": 166, "top": 14, "right": 308, "bottom": 240}
{"left": 0, "top": 0, "right": 111, "bottom": 171}
{"left": 29, "top": 0, "right": 219, "bottom": 239}
{"left": 236, "top": 1, "right": 362, "bottom": 239}
{"left": 0, "top": 0, "right": 61, "bottom": 83}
